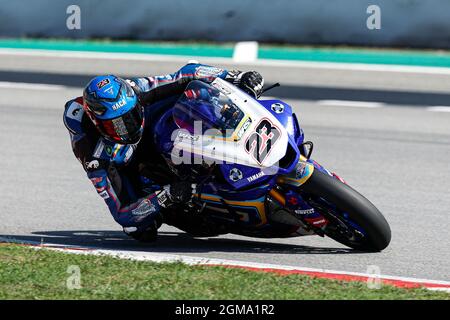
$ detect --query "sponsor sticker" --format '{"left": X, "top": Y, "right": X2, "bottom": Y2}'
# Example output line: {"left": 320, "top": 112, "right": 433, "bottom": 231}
{"left": 93, "top": 140, "right": 105, "bottom": 158}
{"left": 211, "top": 80, "right": 232, "bottom": 95}
{"left": 236, "top": 118, "right": 252, "bottom": 140}
{"left": 294, "top": 208, "right": 315, "bottom": 215}
{"left": 304, "top": 217, "right": 328, "bottom": 227}
{"left": 157, "top": 190, "right": 169, "bottom": 207}
{"left": 72, "top": 107, "right": 81, "bottom": 117}
{"left": 99, "top": 190, "right": 110, "bottom": 199}
{"left": 195, "top": 66, "right": 224, "bottom": 78}
{"left": 105, "top": 145, "right": 113, "bottom": 156}
{"left": 124, "top": 146, "right": 134, "bottom": 163}
{"left": 126, "top": 79, "right": 137, "bottom": 87}
{"left": 176, "top": 131, "right": 200, "bottom": 143}
{"left": 86, "top": 160, "right": 99, "bottom": 170}
{"left": 96, "top": 78, "right": 110, "bottom": 89}
{"left": 112, "top": 98, "right": 126, "bottom": 111}
{"left": 66, "top": 102, "right": 84, "bottom": 122}
{"left": 247, "top": 171, "right": 265, "bottom": 182}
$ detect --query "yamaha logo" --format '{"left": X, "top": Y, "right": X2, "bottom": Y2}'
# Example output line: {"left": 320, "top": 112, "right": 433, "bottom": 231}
{"left": 271, "top": 103, "right": 284, "bottom": 114}
{"left": 229, "top": 168, "right": 243, "bottom": 182}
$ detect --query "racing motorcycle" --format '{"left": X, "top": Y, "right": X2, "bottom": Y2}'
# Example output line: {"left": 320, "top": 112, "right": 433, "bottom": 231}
{"left": 153, "top": 78, "right": 391, "bottom": 251}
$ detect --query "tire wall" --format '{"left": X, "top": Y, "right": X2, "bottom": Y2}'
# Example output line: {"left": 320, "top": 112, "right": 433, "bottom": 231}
{"left": 1, "top": 0, "right": 450, "bottom": 48}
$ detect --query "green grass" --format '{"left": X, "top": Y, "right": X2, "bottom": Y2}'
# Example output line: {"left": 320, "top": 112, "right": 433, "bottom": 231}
{"left": 0, "top": 244, "right": 448, "bottom": 300}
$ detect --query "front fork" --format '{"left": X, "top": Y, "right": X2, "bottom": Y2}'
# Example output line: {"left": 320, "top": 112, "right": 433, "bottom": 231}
{"left": 270, "top": 155, "right": 336, "bottom": 232}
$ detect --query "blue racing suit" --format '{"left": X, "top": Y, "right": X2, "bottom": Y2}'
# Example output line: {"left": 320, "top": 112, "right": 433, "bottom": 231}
{"left": 63, "top": 63, "right": 243, "bottom": 238}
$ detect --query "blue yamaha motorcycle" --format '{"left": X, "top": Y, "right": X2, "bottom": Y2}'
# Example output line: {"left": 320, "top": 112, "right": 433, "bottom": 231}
{"left": 154, "top": 78, "right": 391, "bottom": 251}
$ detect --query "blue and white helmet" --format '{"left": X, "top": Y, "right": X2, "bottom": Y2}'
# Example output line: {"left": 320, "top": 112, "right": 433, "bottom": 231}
{"left": 83, "top": 75, "right": 144, "bottom": 144}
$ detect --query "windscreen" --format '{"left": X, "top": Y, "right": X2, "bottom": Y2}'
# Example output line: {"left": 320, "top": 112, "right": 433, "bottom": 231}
{"left": 173, "top": 80, "right": 245, "bottom": 137}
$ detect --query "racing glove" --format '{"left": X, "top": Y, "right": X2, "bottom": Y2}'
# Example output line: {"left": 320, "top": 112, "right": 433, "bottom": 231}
{"left": 227, "top": 70, "right": 264, "bottom": 99}
{"left": 123, "top": 182, "right": 195, "bottom": 242}
{"left": 157, "top": 181, "right": 197, "bottom": 208}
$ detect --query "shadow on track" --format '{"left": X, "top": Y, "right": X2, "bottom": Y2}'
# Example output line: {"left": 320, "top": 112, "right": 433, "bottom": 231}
{"left": 0, "top": 230, "right": 363, "bottom": 255}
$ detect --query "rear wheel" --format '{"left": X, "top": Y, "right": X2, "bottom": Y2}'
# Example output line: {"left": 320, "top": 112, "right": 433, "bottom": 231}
{"left": 300, "top": 170, "right": 391, "bottom": 251}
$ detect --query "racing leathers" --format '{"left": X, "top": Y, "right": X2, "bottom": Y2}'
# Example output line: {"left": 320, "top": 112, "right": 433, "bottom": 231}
{"left": 63, "top": 63, "right": 263, "bottom": 242}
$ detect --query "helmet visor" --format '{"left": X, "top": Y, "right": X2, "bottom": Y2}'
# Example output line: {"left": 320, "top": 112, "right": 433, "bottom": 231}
{"left": 98, "top": 105, "right": 144, "bottom": 144}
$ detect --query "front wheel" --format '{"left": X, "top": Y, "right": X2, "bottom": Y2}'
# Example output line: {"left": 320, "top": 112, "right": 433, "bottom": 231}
{"left": 300, "top": 170, "right": 391, "bottom": 251}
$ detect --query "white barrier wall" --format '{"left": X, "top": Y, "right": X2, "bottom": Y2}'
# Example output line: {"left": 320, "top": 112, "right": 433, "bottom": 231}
{"left": 1, "top": 0, "right": 450, "bottom": 48}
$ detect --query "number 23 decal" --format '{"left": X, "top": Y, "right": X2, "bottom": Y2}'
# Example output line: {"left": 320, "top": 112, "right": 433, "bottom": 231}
{"left": 245, "top": 119, "right": 281, "bottom": 165}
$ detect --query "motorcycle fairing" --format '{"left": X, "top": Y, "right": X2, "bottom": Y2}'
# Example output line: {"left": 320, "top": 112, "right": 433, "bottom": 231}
{"left": 152, "top": 78, "right": 333, "bottom": 235}
{"left": 198, "top": 193, "right": 268, "bottom": 227}
{"left": 172, "top": 79, "right": 290, "bottom": 170}
{"left": 277, "top": 155, "right": 315, "bottom": 187}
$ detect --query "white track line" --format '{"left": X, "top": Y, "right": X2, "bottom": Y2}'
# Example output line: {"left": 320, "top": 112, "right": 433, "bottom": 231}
{"left": 2, "top": 48, "right": 450, "bottom": 75}
{"left": 260, "top": 60, "right": 450, "bottom": 75}
{"left": 427, "top": 106, "right": 450, "bottom": 112}
{"left": 0, "top": 48, "right": 233, "bottom": 64}
{"left": 1, "top": 236, "right": 449, "bottom": 291}
{"left": 317, "top": 100, "right": 384, "bottom": 108}
{"left": 0, "top": 81, "right": 67, "bottom": 91}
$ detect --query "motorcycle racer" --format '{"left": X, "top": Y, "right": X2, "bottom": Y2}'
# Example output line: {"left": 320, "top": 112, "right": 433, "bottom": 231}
{"left": 63, "top": 63, "right": 264, "bottom": 242}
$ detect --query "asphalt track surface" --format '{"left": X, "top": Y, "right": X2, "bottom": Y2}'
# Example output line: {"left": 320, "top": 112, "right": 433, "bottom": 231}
{"left": 0, "top": 53, "right": 449, "bottom": 281}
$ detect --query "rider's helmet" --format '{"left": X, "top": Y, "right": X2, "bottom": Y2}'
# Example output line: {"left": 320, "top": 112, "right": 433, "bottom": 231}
{"left": 83, "top": 75, "right": 144, "bottom": 144}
